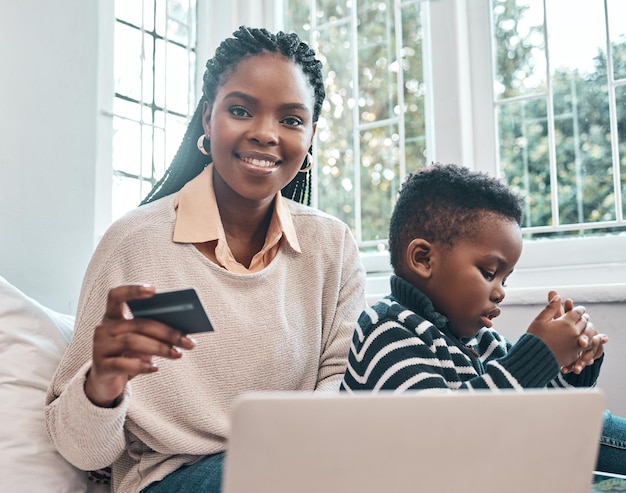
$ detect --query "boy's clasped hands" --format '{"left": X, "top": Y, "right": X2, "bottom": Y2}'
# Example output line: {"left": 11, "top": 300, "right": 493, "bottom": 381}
{"left": 527, "top": 289, "right": 608, "bottom": 375}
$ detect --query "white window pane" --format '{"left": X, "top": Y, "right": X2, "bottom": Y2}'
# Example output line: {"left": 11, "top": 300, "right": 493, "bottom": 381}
{"left": 167, "top": 0, "right": 193, "bottom": 45}
{"left": 166, "top": 42, "right": 193, "bottom": 114}
{"left": 154, "top": 110, "right": 165, "bottom": 128}
{"left": 141, "top": 126, "right": 154, "bottom": 178}
{"left": 401, "top": 1, "right": 426, "bottom": 175}
{"left": 154, "top": 38, "right": 166, "bottom": 108}
{"left": 492, "top": 0, "right": 546, "bottom": 99}
{"left": 317, "top": 124, "right": 356, "bottom": 231}
{"left": 546, "top": 0, "right": 615, "bottom": 226}
{"left": 357, "top": 0, "right": 398, "bottom": 123}
{"left": 316, "top": 22, "right": 356, "bottom": 231}
{"left": 284, "top": 0, "right": 425, "bottom": 245}
{"left": 283, "top": 1, "right": 311, "bottom": 32}
{"left": 112, "top": 175, "right": 143, "bottom": 222}
{"left": 316, "top": 0, "right": 350, "bottom": 24}
{"left": 113, "top": 98, "right": 141, "bottom": 122}
{"left": 142, "top": 105, "right": 153, "bottom": 125}
{"left": 187, "top": 50, "right": 197, "bottom": 112}
{"left": 115, "top": 1, "right": 142, "bottom": 26}
{"left": 360, "top": 124, "right": 400, "bottom": 242}
{"left": 552, "top": 77, "right": 614, "bottom": 225}
{"left": 111, "top": 0, "right": 196, "bottom": 219}
{"left": 153, "top": 127, "right": 167, "bottom": 180}
{"left": 497, "top": 98, "right": 550, "bottom": 228}
{"left": 112, "top": 117, "right": 141, "bottom": 176}
{"left": 143, "top": 0, "right": 155, "bottom": 32}
{"left": 114, "top": 23, "right": 143, "bottom": 100}
{"left": 493, "top": 0, "right": 624, "bottom": 236}
{"left": 164, "top": 113, "right": 188, "bottom": 165}
{"left": 155, "top": 0, "right": 166, "bottom": 38}
{"left": 607, "top": 0, "right": 626, "bottom": 81}
{"left": 142, "top": 33, "right": 155, "bottom": 103}
{"left": 546, "top": 0, "right": 606, "bottom": 75}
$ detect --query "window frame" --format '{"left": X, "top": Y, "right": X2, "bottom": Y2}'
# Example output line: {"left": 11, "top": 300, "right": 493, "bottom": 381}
{"left": 97, "top": 0, "right": 626, "bottom": 304}
{"left": 96, "top": 0, "right": 204, "bottom": 241}
{"left": 465, "top": 0, "right": 626, "bottom": 304}
{"left": 350, "top": 0, "right": 626, "bottom": 304}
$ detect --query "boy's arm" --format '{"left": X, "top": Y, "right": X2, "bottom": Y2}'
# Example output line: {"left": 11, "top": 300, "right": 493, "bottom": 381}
{"left": 548, "top": 354, "right": 604, "bottom": 389}
{"left": 340, "top": 306, "right": 561, "bottom": 393}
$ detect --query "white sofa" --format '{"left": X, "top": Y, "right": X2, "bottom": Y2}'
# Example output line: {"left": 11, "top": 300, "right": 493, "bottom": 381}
{"left": 0, "top": 276, "right": 110, "bottom": 493}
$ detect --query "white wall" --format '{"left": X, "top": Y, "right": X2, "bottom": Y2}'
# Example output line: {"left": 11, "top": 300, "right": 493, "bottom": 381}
{"left": 0, "top": 1, "right": 100, "bottom": 314}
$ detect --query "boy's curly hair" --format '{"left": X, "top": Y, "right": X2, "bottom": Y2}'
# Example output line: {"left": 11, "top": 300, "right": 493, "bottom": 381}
{"left": 388, "top": 163, "right": 523, "bottom": 272}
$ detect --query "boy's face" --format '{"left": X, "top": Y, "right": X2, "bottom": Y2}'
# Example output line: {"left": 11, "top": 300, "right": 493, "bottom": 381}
{"left": 425, "top": 214, "right": 523, "bottom": 339}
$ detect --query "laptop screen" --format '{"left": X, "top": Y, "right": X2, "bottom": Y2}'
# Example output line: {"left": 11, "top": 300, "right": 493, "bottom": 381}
{"left": 223, "top": 389, "right": 606, "bottom": 493}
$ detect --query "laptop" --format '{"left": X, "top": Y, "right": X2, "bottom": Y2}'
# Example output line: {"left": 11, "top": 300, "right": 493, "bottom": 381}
{"left": 592, "top": 471, "right": 626, "bottom": 492}
{"left": 222, "top": 389, "right": 606, "bottom": 493}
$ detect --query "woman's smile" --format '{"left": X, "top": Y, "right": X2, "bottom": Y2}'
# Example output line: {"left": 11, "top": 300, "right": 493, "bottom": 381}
{"left": 237, "top": 152, "right": 280, "bottom": 172}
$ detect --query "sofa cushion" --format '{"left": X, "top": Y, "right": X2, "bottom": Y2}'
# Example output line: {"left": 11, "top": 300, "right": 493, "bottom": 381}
{"left": 0, "top": 276, "right": 90, "bottom": 493}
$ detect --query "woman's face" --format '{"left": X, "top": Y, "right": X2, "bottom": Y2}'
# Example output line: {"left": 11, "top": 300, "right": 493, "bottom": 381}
{"left": 202, "top": 52, "right": 316, "bottom": 206}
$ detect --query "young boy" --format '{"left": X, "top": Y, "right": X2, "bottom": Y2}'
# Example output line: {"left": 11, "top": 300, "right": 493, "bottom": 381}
{"left": 341, "top": 163, "right": 625, "bottom": 473}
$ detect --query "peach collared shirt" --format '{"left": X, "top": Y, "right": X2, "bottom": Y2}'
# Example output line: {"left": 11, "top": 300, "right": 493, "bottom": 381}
{"left": 172, "top": 164, "right": 301, "bottom": 274}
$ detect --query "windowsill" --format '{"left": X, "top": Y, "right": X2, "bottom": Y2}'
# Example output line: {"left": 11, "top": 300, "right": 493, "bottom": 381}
{"left": 362, "top": 235, "right": 626, "bottom": 306}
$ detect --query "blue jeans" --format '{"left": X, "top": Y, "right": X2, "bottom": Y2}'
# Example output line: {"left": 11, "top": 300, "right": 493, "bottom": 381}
{"left": 597, "top": 410, "right": 626, "bottom": 475}
{"left": 141, "top": 452, "right": 225, "bottom": 493}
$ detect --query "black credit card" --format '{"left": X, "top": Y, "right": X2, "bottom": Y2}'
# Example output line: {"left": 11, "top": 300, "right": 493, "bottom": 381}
{"left": 127, "top": 288, "right": 214, "bottom": 334}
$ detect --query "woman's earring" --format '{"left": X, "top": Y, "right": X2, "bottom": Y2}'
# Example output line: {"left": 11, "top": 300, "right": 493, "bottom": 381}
{"left": 299, "top": 153, "right": 313, "bottom": 173}
{"left": 197, "top": 134, "right": 210, "bottom": 156}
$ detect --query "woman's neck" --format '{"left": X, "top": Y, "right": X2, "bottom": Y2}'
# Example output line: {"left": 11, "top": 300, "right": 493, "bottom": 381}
{"left": 211, "top": 169, "right": 276, "bottom": 267}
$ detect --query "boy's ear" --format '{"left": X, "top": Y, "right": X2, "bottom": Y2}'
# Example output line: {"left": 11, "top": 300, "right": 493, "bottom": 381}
{"left": 405, "top": 238, "right": 433, "bottom": 279}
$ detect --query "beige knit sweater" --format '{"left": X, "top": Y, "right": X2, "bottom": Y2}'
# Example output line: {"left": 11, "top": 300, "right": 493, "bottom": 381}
{"left": 45, "top": 194, "right": 366, "bottom": 493}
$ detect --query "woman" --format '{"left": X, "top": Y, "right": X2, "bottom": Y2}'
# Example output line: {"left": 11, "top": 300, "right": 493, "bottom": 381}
{"left": 45, "top": 26, "right": 366, "bottom": 493}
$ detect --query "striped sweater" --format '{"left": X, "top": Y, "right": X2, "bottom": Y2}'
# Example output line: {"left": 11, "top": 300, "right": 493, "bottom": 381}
{"left": 341, "top": 275, "right": 601, "bottom": 393}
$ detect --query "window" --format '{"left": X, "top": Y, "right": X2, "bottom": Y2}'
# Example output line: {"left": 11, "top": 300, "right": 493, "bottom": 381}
{"left": 492, "top": 0, "right": 626, "bottom": 237}
{"left": 280, "top": 0, "right": 626, "bottom": 302}
{"left": 111, "top": 0, "right": 197, "bottom": 221}
{"left": 282, "top": 0, "right": 626, "bottom": 240}
{"left": 101, "top": 0, "right": 626, "bottom": 302}
{"left": 282, "top": 0, "right": 429, "bottom": 250}
{"left": 478, "top": 0, "right": 626, "bottom": 301}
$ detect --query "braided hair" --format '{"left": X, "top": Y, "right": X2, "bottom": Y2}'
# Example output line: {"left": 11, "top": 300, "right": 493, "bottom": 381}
{"left": 141, "top": 26, "right": 325, "bottom": 206}
{"left": 388, "top": 163, "right": 523, "bottom": 273}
